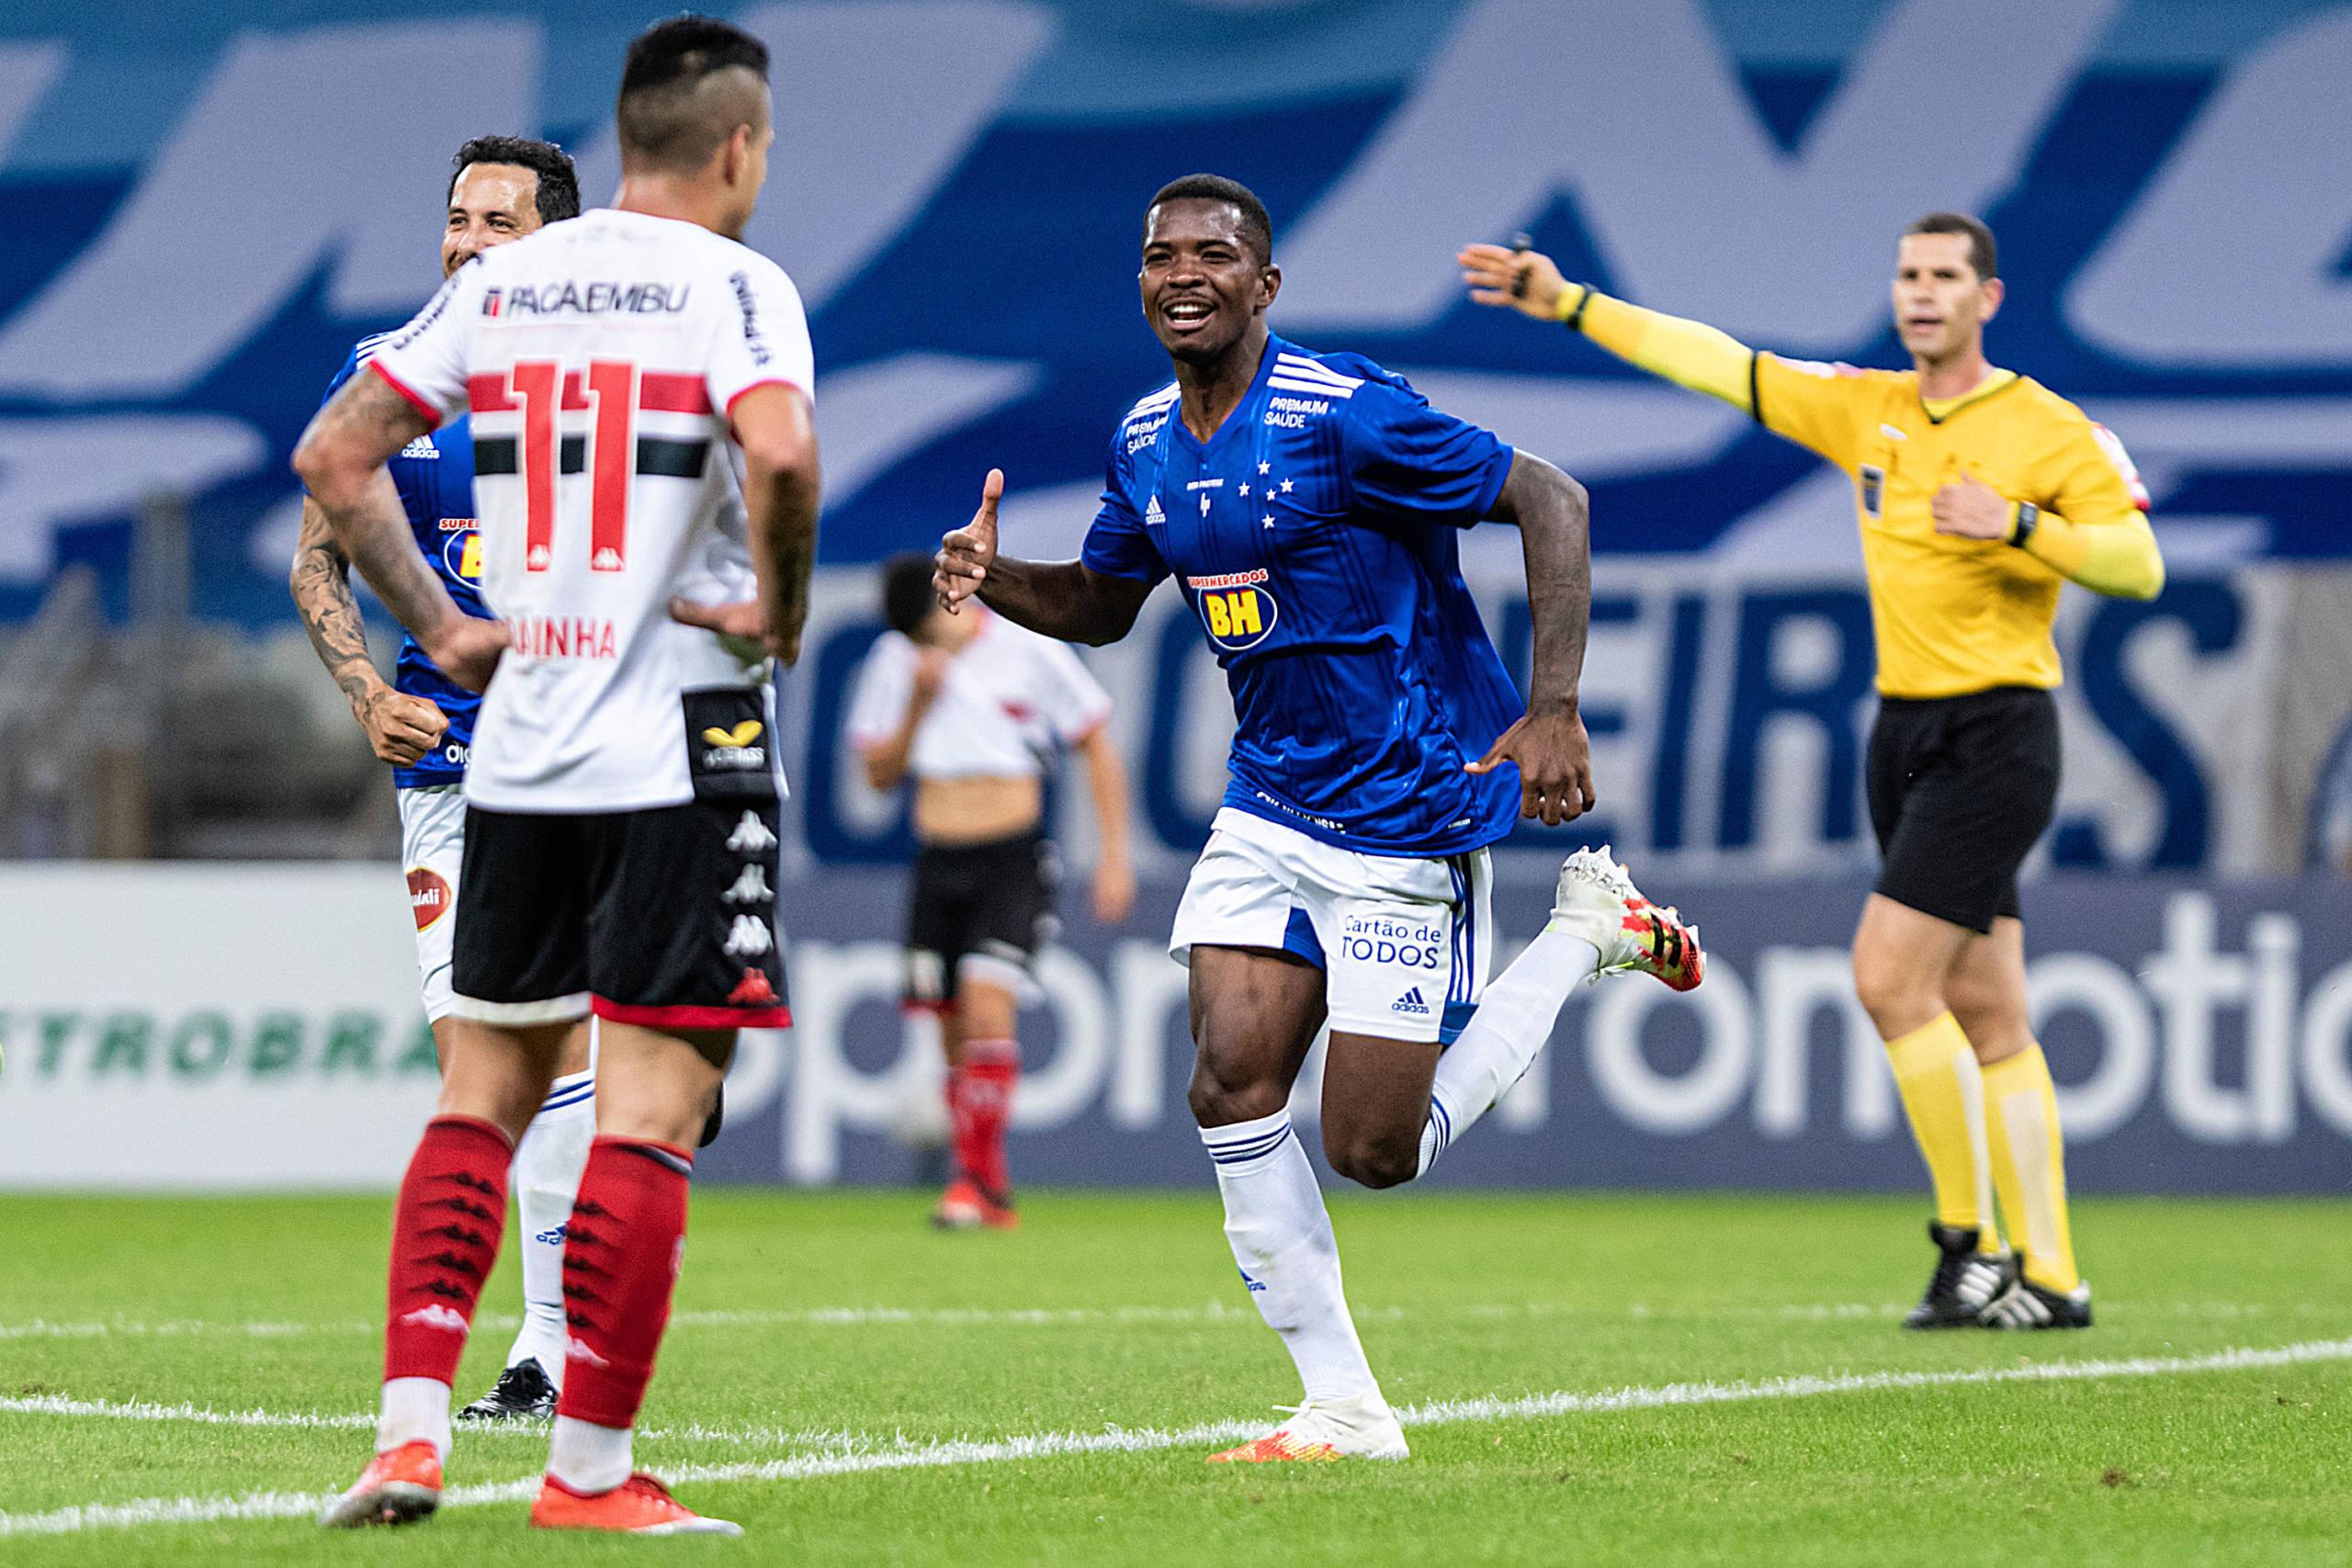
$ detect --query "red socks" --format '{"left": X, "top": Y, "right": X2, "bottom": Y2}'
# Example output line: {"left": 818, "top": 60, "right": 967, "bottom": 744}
{"left": 556, "top": 1137, "right": 695, "bottom": 1430}
{"left": 951, "top": 1038, "right": 1020, "bottom": 1197}
{"left": 383, "top": 1114, "right": 513, "bottom": 1385}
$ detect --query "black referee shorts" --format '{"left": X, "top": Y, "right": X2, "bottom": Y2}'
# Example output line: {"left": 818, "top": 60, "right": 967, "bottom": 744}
{"left": 903, "top": 830, "right": 1059, "bottom": 1009}
{"left": 1866, "top": 685, "right": 2060, "bottom": 934}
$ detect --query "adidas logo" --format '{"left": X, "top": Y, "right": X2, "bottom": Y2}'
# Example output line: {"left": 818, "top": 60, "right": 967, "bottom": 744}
{"left": 1143, "top": 495, "right": 1165, "bottom": 526}
{"left": 1392, "top": 987, "right": 1430, "bottom": 1016}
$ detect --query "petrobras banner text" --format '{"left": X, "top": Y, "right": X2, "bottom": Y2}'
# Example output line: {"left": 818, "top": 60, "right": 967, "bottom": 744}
{"left": 0, "top": 0, "right": 2346, "bottom": 627}
{"left": 4, "top": 863, "right": 2349, "bottom": 1193}
{"left": 781, "top": 561, "right": 2295, "bottom": 880}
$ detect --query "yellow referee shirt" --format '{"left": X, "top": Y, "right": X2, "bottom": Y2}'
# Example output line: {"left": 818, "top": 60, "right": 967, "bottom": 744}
{"left": 1567, "top": 290, "right": 2165, "bottom": 699}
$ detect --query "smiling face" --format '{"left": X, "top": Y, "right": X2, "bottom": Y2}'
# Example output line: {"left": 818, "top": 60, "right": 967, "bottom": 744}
{"left": 1892, "top": 231, "right": 2002, "bottom": 365}
{"left": 1139, "top": 198, "right": 1279, "bottom": 366}
{"left": 442, "top": 163, "right": 542, "bottom": 277}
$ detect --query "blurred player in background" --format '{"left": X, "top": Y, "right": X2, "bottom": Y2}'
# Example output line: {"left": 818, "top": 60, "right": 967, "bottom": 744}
{"left": 936, "top": 175, "right": 1702, "bottom": 1463}
{"left": 1464, "top": 212, "right": 2165, "bottom": 1331}
{"left": 849, "top": 552, "right": 1136, "bottom": 1231}
{"left": 288, "top": 133, "right": 590, "bottom": 1421}
{"left": 297, "top": 14, "right": 820, "bottom": 1534}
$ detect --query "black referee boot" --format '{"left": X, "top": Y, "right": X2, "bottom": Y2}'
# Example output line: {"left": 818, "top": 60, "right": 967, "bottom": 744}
{"left": 1980, "top": 1272, "right": 2093, "bottom": 1330}
{"left": 1902, "top": 1221, "right": 2015, "bottom": 1329}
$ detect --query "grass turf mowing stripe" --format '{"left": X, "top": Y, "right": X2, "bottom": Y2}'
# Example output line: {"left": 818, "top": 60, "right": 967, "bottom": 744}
{"left": 6, "top": 1336, "right": 2348, "bottom": 1538}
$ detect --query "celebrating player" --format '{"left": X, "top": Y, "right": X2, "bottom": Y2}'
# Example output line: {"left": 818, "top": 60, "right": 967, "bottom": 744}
{"left": 934, "top": 175, "right": 1702, "bottom": 1463}
{"left": 290, "top": 133, "right": 593, "bottom": 1425}
{"left": 1462, "top": 214, "right": 2164, "bottom": 1330}
{"left": 848, "top": 552, "right": 1136, "bottom": 1231}
{"left": 296, "top": 15, "right": 819, "bottom": 1534}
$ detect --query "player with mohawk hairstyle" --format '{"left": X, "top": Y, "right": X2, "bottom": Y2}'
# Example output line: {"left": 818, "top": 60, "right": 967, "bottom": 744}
{"left": 298, "top": 13, "right": 820, "bottom": 1535}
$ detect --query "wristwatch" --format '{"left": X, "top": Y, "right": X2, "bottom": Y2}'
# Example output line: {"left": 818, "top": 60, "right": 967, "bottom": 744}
{"left": 2008, "top": 502, "right": 2039, "bottom": 548}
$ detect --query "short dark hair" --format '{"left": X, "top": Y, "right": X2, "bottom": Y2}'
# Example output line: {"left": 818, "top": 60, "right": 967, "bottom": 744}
{"left": 1147, "top": 174, "right": 1273, "bottom": 265}
{"left": 881, "top": 552, "right": 938, "bottom": 637}
{"left": 448, "top": 136, "right": 581, "bottom": 225}
{"left": 617, "top": 14, "right": 771, "bottom": 174}
{"left": 1904, "top": 211, "right": 1997, "bottom": 281}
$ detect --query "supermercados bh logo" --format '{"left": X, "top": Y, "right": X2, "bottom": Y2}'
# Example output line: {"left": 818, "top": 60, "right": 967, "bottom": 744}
{"left": 438, "top": 517, "right": 481, "bottom": 581}
{"left": 1188, "top": 570, "right": 1277, "bottom": 651}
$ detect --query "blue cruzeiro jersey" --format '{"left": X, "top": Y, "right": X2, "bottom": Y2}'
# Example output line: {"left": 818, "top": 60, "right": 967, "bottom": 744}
{"left": 1081, "top": 334, "right": 1523, "bottom": 857}
{"left": 319, "top": 334, "right": 493, "bottom": 788}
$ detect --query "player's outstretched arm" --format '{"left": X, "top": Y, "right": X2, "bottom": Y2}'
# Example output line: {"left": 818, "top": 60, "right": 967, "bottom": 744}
{"left": 1459, "top": 243, "right": 1756, "bottom": 412}
{"left": 293, "top": 371, "right": 504, "bottom": 692}
{"left": 934, "top": 469, "right": 1155, "bottom": 647}
{"left": 1467, "top": 451, "right": 1597, "bottom": 827}
{"left": 288, "top": 491, "right": 448, "bottom": 766}
{"left": 730, "top": 382, "right": 823, "bottom": 666}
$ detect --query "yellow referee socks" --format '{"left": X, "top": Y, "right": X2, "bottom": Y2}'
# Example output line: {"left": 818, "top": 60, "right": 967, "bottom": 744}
{"left": 1981, "top": 1043, "right": 2080, "bottom": 1293}
{"left": 1883, "top": 1013, "right": 2001, "bottom": 1252}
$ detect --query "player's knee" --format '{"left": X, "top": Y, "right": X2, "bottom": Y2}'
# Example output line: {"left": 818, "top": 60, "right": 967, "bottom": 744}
{"left": 1323, "top": 1127, "right": 1417, "bottom": 1190}
{"left": 1186, "top": 1068, "right": 1286, "bottom": 1129}
{"left": 1850, "top": 942, "right": 1936, "bottom": 1033}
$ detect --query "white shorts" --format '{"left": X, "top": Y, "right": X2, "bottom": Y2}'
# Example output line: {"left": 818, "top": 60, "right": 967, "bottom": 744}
{"left": 1170, "top": 807, "right": 1491, "bottom": 1044}
{"left": 398, "top": 784, "right": 466, "bottom": 1022}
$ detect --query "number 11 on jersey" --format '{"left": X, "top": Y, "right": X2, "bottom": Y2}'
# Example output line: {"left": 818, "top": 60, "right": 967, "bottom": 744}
{"left": 506, "top": 358, "right": 639, "bottom": 573}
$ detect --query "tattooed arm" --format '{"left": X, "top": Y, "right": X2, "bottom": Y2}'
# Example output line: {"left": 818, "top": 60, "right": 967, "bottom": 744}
{"left": 292, "top": 368, "right": 505, "bottom": 692}
{"left": 288, "top": 489, "right": 448, "bottom": 766}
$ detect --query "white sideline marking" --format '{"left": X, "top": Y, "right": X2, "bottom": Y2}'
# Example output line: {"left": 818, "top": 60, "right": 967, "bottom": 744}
{"left": 5, "top": 1337, "right": 2348, "bottom": 1538}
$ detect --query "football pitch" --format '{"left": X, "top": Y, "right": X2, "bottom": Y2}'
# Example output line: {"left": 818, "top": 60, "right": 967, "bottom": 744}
{"left": 3, "top": 1190, "right": 2348, "bottom": 1564}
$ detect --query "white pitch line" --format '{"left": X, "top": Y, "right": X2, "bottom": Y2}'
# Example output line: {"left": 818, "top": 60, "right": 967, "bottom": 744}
{"left": 5, "top": 1336, "right": 2348, "bottom": 1539}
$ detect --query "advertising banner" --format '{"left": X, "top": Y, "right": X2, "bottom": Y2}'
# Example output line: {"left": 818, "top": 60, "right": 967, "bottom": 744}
{"left": 6, "top": 863, "right": 2349, "bottom": 1194}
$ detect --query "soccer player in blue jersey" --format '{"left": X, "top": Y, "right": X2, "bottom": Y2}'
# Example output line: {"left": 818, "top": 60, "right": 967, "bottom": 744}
{"left": 289, "top": 135, "right": 591, "bottom": 1421}
{"left": 935, "top": 175, "right": 1705, "bottom": 1461}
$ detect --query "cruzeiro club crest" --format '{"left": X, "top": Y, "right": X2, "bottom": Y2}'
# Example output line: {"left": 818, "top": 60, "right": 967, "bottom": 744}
{"left": 1187, "top": 569, "right": 1278, "bottom": 651}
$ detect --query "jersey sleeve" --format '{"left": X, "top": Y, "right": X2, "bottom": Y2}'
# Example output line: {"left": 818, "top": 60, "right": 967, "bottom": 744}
{"left": 1750, "top": 353, "right": 1878, "bottom": 472}
{"left": 1079, "top": 441, "right": 1170, "bottom": 585}
{"left": 707, "top": 254, "right": 816, "bottom": 419}
{"left": 1340, "top": 376, "right": 1515, "bottom": 526}
{"left": 367, "top": 271, "right": 479, "bottom": 424}
{"left": 844, "top": 634, "right": 914, "bottom": 750}
{"left": 2016, "top": 417, "right": 2165, "bottom": 599}
{"left": 1030, "top": 636, "right": 1114, "bottom": 745}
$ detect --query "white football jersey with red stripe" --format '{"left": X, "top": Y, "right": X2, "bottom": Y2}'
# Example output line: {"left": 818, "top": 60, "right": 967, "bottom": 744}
{"left": 368, "top": 209, "right": 814, "bottom": 812}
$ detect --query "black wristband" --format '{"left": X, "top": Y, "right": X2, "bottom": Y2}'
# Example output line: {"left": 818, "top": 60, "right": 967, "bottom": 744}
{"left": 1562, "top": 285, "right": 1594, "bottom": 333}
{"left": 2009, "top": 502, "right": 2039, "bottom": 548}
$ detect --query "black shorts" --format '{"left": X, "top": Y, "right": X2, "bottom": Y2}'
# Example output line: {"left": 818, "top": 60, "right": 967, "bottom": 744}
{"left": 451, "top": 798, "right": 790, "bottom": 1029}
{"left": 903, "top": 830, "right": 1058, "bottom": 1009}
{"left": 1867, "top": 685, "right": 2060, "bottom": 934}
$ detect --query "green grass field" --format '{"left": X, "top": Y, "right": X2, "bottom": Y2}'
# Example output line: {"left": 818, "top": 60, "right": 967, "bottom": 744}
{"left": 4, "top": 1190, "right": 2349, "bottom": 1564}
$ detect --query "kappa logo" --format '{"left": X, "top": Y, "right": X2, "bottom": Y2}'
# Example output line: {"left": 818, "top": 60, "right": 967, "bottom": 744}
{"left": 728, "top": 966, "right": 778, "bottom": 1006}
{"left": 723, "top": 914, "right": 774, "bottom": 958}
{"left": 1392, "top": 987, "right": 1431, "bottom": 1016}
{"left": 399, "top": 1303, "right": 469, "bottom": 1334}
{"left": 725, "top": 810, "right": 777, "bottom": 852}
{"left": 722, "top": 863, "right": 773, "bottom": 905}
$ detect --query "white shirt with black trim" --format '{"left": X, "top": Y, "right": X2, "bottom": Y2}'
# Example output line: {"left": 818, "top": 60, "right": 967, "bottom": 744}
{"left": 368, "top": 208, "right": 815, "bottom": 813}
{"left": 846, "top": 611, "right": 1113, "bottom": 781}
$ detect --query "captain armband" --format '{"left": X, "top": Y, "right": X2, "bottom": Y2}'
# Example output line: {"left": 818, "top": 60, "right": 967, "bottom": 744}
{"left": 2007, "top": 502, "right": 2040, "bottom": 549}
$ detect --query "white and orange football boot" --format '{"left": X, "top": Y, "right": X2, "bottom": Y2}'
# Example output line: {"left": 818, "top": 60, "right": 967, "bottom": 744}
{"left": 317, "top": 1440, "right": 443, "bottom": 1528}
{"left": 932, "top": 1177, "right": 1020, "bottom": 1231}
{"left": 529, "top": 1472, "right": 743, "bottom": 1536}
{"left": 1207, "top": 1389, "right": 1409, "bottom": 1463}
{"left": 1547, "top": 846, "right": 1704, "bottom": 992}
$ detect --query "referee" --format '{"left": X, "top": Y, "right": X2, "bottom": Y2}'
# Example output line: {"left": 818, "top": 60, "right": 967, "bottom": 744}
{"left": 1462, "top": 213, "right": 2163, "bottom": 1330}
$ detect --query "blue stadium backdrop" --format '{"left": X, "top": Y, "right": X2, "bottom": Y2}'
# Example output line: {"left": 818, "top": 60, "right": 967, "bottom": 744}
{"left": 1, "top": 0, "right": 2347, "bottom": 1191}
